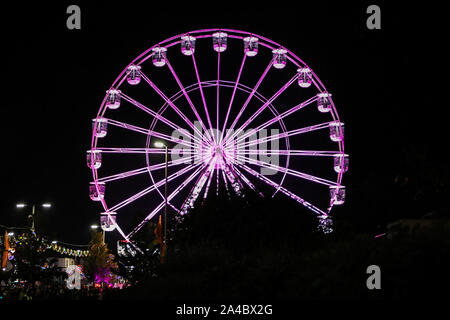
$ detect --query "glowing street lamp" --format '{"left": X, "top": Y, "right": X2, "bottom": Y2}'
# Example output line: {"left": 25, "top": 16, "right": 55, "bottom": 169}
{"left": 154, "top": 141, "right": 168, "bottom": 259}
{"left": 90, "top": 224, "right": 105, "bottom": 243}
{"left": 16, "top": 202, "right": 52, "bottom": 233}
{"left": 154, "top": 141, "right": 166, "bottom": 148}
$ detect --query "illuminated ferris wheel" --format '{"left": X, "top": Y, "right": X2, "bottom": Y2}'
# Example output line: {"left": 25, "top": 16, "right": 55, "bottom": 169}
{"left": 87, "top": 28, "right": 348, "bottom": 241}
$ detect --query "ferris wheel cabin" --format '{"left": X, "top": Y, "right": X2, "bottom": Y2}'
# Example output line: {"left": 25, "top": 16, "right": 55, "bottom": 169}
{"left": 181, "top": 35, "right": 196, "bottom": 56}
{"left": 126, "top": 65, "right": 142, "bottom": 85}
{"left": 89, "top": 182, "right": 105, "bottom": 201}
{"left": 243, "top": 36, "right": 259, "bottom": 57}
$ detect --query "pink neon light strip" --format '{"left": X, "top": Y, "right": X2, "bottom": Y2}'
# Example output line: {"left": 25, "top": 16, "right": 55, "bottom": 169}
{"left": 219, "top": 54, "right": 247, "bottom": 144}
{"left": 236, "top": 154, "right": 337, "bottom": 186}
{"left": 179, "top": 163, "right": 211, "bottom": 215}
{"left": 224, "top": 73, "right": 299, "bottom": 146}
{"left": 236, "top": 122, "right": 333, "bottom": 149}
{"left": 191, "top": 54, "right": 215, "bottom": 143}
{"left": 235, "top": 149, "right": 338, "bottom": 156}
{"left": 127, "top": 163, "right": 207, "bottom": 238}
{"left": 109, "top": 163, "right": 201, "bottom": 213}
{"left": 165, "top": 59, "right": 214, "bottom": 144}
{"left": 216, "top": 50, "right": 221, "bottom": 144}
{"left": 233, "top": 165, "right": 263, "bottom": 196}
{"left": 120, "top": 93, "right": 202, "bottom": 145}
{"left": 233, "top": 95, "right": 317, "bottom": 144}
{"left": 97, "top": 155, "right": 194, "bottom": 184}
{"left": 221, "top": 60, "right": 273, "bottom": 144}
{"left": 235, "top": 162, "right": 327, "bottom": 217}
{"left": 203, "top": 159, "right": 217, "bottom": 199}
{"left": 139, "top": 72, "right": 206, "bottom": 142}
{"left": 105, "top": 118, "right": 195, "bottom": 149}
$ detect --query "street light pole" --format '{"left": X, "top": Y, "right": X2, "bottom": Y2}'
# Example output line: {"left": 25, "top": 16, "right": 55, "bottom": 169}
{"left": 30, "top": 204, "right": 36, "bottom": 233}
{"left": 154, "top": 141, "right": 168, "bottom": 261}
{"left": 17, "top": 202, "right": 51, "bottom": 234}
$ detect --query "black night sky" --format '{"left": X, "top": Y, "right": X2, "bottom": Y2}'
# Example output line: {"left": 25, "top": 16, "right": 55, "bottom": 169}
{"left": 0, "top": 1, "right": 445, "bottom": 247}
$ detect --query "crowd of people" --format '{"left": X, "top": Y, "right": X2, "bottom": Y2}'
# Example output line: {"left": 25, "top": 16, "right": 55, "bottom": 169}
{"left": 0, "top": 282, "right": 115, "bottom": 300}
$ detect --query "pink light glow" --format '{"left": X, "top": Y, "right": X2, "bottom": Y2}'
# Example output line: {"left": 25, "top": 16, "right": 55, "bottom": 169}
{"left": 90, "top": 28, "right": 347, "bottom": 239}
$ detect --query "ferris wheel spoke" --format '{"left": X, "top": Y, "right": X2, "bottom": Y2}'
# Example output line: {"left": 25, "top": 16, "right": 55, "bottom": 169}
{"left": 233, "top": 165, "right": 262, "bottom": 196}
{"left": 221, "top": 168, "right": 230, "bottom": 193}
{"left": 234, "top": 95, "right": 317, "bottom": 144}
{"left": 108, "top": 218, "right": 135, "bottom": 243}
{"left": 236, "top": 154, "right": 337, "bottom": 187}
{"left": 168, "top": 202, "right": 181, "bottom": 214}
{"left": 106, "top": 118, "right": 196, "bottom": 149}
{"left": 219, "top": 53, "right": 247, "bottom": 144}
{"left": 203, "top": 160, "right": 216, "bottom": 199}
{"left": 215, "top": 166, "right": 220, "bottom": 196}
{"left": 235, "top": 149, "right": 338, "bottom": 157}
{"left": 221, "top": 60, "right": 273, "bottom": 144}
{"left": 139, "top": 71, "right": 209, "bottom": 145}
{"left": 221, "top": 160, "right": 244, "bottom": 195}
{"left": 216, "top": 50, "right": 221, "bottom": 144}
{"left": 97, "top": 155, "right": 194, "bottom": 184}
{"left": 94, "top": 147, "right": 167, "bottom": 154}
{"left": 96, "top": 211, "right": 137, "bottom": 247}
{"left": 165, "top": 59, "right": 215, "bottom": 144}
{"left": 180, "top": 158, "right": 217, "bottom": 214}
{"left": 191, "top": 53, "right": 215, "bottom": 144}
{"left": 98, "top": 167, "right": 150, "bottom": 184}
{"left": 233, "top": 121, "right": 333, "bottom": 150}
{"left": 234, "top": 162, "right": 327, "bottom": 217}
{"left": 120, "top": 92, "right": 202, "bottom": 145}
{"left": 109, "top": 163, "right": 201, "bottom": 213}
{"left": 224, "top": 73, "right": 299, "bottom": 146}
{"left": 127, "top": 163, "right": 207, "bottom": 238}
{"left": 105, "top": 118, "right": 148, "bottom": 135}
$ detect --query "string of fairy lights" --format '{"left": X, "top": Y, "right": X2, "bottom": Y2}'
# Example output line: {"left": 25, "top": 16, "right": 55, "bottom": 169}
{"left": 1, "top": 224, "right": 90, "bottom": 257}
{"left": 47, "top": 239, "right": 90, "bottom": 257}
